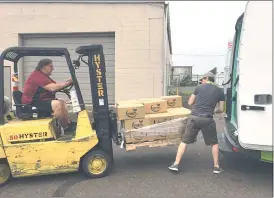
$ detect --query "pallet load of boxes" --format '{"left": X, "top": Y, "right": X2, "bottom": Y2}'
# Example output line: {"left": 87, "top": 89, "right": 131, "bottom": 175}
{"left": 116, "top": 95, "right": 191, "bottom": 151}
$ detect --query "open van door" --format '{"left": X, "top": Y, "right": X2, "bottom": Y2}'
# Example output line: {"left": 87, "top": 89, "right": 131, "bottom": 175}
{"left": 237, "top": 1, "right": 272, "bottom": 151}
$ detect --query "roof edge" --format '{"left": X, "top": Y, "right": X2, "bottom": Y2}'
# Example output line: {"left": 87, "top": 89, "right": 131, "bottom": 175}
{"left": 0, "top": 0, "right": 166, "bottom": 3}
{"left": 172, "top": 65, "right": 193, "bottom": 68}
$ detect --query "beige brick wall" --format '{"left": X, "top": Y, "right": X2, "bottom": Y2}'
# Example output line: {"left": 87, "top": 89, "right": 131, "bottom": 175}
{"left": 0, "top": 2, "right": 168, "bottom": 103}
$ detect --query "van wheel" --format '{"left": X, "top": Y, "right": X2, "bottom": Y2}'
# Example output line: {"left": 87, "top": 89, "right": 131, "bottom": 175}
{"left": 81, "top": 150, "right": 112, "bottom": 179}
{"left": 0, "top": 163, "right": 11, "bottom": 186}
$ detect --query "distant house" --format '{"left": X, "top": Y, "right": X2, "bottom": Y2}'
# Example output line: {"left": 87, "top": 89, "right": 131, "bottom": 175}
{"left": 170, "top": 66, "right": 193, "bottom": 86}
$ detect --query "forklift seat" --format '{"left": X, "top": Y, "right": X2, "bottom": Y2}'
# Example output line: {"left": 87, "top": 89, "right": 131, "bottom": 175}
{"left": 13, "top": 90, "right": 52, "bottom": 120}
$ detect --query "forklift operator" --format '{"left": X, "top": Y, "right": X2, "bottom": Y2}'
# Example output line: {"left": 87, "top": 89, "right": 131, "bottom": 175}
{"left": 21, "top": 58, "right": 76, "bottom": 132}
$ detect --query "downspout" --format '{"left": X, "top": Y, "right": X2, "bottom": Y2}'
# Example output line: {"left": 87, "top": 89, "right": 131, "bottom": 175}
{"left": 165, "top": 2, "right": 172, "bottom": 95}
{"left": 163, "top": 2, "right": 168, "bottom": 96}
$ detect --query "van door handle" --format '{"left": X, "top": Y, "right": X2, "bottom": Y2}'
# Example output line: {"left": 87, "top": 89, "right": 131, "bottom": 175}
{"left": 241, "top": 105, "right": 265, "bottom": 111}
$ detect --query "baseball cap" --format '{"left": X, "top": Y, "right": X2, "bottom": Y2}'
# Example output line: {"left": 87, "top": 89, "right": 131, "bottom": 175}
{"left": 202, "top": 72, "right": 215, "bottom": 78}
{"left": 199, "top": 72, "right": 215, "bottom": 83}
{"left": 200, "top": 72, "right": 215, "bottom": 79}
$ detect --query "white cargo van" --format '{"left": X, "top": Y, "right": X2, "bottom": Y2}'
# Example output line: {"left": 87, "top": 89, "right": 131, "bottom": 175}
{"left": 220, "top": 1, "right": 272, "bottom": 162}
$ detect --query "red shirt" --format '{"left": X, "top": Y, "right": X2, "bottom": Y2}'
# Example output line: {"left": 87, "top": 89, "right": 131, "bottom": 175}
{"left": 21, "top": 70, "right": 56, "bottom": 104}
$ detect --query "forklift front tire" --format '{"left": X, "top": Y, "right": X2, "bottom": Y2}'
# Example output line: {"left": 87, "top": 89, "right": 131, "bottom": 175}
{"left": 81, "top": 149, "right": 112, "bottom": 179}
{"left": 0, "top": 163, "right": 11, "bottom": 187}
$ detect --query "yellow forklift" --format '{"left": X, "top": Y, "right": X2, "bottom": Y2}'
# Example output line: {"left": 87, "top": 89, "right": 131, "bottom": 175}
{"left": 0, "top": 45, "right": 120, "bottom": 186}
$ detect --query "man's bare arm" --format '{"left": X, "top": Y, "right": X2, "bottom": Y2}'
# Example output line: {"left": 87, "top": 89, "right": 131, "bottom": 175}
{"left": 214, "top": 101, "right": 225, "bottom": 114}
{"left": 188, "top": 94, "right": 196, "bottom": 106}
{"left": 43, "top": 81, "right": 72, "bottom": 92}
{"left": 219, "top": 101, "right": 225, "bottom": 112}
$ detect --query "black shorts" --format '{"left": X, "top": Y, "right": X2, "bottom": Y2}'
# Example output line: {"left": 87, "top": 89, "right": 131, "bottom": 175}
{"left": 33, "top": 100, "right": 53, "bottom": 113}
{"left": 182, "top": 115, "right": 218, "bottom": 146}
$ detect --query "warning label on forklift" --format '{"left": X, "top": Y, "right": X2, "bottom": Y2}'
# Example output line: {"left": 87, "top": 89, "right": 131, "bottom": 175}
{"left": 7, "top": 132, "right": 49, "bottom": 142}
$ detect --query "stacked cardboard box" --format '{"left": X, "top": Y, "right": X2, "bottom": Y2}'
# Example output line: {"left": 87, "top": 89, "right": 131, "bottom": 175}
{"left": 160, "top": 95, "right": 183, "bottom": 108}
{"left": 116, "top": 95, "right": 191, "bottom": 146}
{"left": 116, "top": 98, "right": 169, "bottom": 130}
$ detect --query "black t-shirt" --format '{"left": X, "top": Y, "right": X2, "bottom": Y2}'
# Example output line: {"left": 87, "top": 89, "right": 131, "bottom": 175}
{"left": 191, "top": 83, "right": 225, "bottom": 117}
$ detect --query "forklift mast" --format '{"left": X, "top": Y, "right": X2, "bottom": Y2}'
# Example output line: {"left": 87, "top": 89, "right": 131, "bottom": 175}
{"left": 75, "top": 44, "right": 116, "bottom": 155}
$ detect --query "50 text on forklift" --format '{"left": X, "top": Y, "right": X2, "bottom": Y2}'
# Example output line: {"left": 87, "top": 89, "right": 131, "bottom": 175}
{"left": 8, "top": 132, "right": 48, "bottom": 141}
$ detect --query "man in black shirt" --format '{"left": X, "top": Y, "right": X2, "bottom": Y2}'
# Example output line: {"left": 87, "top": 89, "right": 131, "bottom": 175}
{"left": 168, "top": 72, "right": 225, "bottom": 174}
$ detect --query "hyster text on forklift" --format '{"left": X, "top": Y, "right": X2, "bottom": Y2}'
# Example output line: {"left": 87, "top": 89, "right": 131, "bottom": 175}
{"left": 0, "top": 44, "right": 121, "bottom": 186}
{"left": 219, "top": 1, "right": 273, "bottom": 163}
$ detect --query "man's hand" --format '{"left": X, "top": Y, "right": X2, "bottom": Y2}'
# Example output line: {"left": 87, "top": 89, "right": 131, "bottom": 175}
{"left": 66, "top": 77, "right": 73, "bottom": 85}
{"left": 214, "top": 108, "right": 223, "bottom": 114}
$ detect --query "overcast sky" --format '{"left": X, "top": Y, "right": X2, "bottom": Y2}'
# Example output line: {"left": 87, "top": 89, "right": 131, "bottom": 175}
{"left": 169, "top": 1, "right": 247, "bottom": 74}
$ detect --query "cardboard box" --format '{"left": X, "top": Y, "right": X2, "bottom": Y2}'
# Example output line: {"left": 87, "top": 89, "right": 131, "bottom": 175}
{"left": 123, "top": 115, "right": 150, "bottom": 130}
{"left": 146, "top": 112, "right": 174, "bottom": 124}
{"left": 116, "top": 99, "right": 142, "bottom": 106}
{"left": 167, "top": 107, "right": 191, "bottom": 118}
{"left": 116, "top": 103, "right": 145, "bottom": 120}
{"left": 139, "top": 98, "right": 159, "bottom": 101}
{"left": 143, "top": 99, "right": 167, "bottom": 114}
{"left": 160, "top": 95, "right": 183, "bottom": 108}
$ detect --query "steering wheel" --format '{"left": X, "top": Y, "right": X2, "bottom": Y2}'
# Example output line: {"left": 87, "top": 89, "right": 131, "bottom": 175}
{"left": 58, "top": 84, "right": 74, "bottom": 100}
{"left": 57, "top": 59, "right": 81, "bottom": 100}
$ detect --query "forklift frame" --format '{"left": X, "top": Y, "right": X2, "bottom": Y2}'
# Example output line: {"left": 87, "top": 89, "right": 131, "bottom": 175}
{"left": 0, "top": 44, "right": 120, "bottom": 185}
{"left": 0, "top": 45, "right": 118, "bottom": 155}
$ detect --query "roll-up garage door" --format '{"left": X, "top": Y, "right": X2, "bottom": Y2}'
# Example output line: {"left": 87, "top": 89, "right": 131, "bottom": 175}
{"left": 21, "top": 33, "right": 115, "bottom": 104}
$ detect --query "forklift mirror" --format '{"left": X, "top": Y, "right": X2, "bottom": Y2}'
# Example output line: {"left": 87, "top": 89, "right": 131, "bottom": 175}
{"left": 73, "top": 55, "right": 82, "bottom": 69}
{"left": 73, "top": 60, "right": 80, "bottom": 69}
{"left": 73, "top": 55, "right": 88, "bottom": 69}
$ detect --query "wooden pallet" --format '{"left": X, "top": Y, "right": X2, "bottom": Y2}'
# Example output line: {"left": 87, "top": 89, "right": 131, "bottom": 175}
{"left": 125, "top": 134, "right": 182, "bottom": 144}
{"left": 125, "top": 138, "right": 182, "bottom": 151}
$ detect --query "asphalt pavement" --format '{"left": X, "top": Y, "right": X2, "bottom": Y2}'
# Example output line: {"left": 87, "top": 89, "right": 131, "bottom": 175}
{"left": 0, "top": 116, "right": 272, "bottom": 197}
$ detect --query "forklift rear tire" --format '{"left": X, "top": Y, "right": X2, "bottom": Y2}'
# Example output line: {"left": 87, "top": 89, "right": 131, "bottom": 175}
{"left": 0, "top": 163, "right": 11, "bottom": 187}
{"left": 81, "top": 149, "right": 112, "bottom": 179}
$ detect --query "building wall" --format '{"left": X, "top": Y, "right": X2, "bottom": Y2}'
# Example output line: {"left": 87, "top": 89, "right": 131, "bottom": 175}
{"left": 0, "top": 2, "right": 168, "bottom": 103}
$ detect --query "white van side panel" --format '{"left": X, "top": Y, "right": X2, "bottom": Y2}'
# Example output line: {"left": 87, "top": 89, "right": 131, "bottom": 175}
{"left": 237, "top": 1, "right": 272, "bottom": 151}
